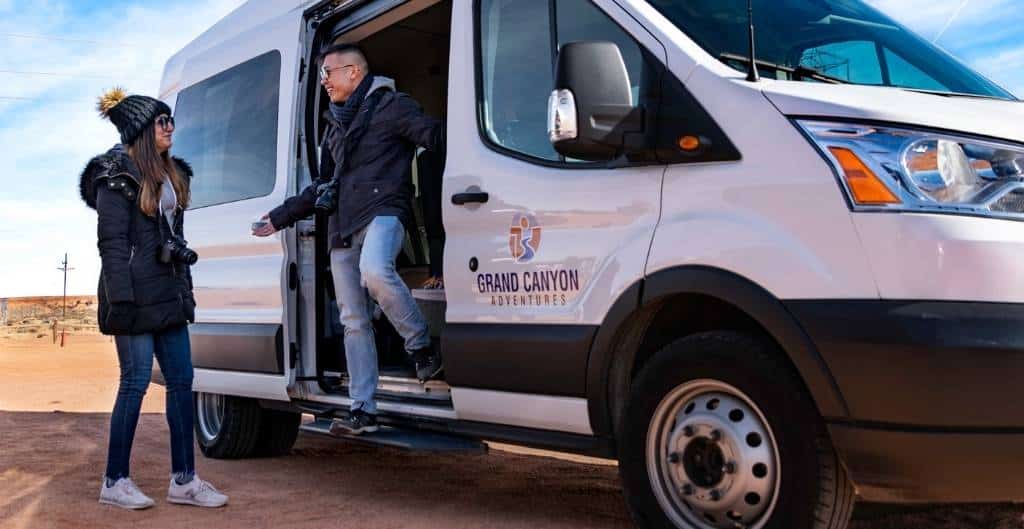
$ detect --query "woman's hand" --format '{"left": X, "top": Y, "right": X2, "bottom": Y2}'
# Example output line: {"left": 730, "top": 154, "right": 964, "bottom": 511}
{"left": 252, "top": 213, "right": 278, "bottom": 237}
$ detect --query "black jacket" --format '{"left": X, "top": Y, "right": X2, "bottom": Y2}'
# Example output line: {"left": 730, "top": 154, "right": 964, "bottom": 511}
{"left": 269, "top": 77, "right": 444, "bottom": 247}
{"left": 79, "top": 145, "right": 196, "bottom": 335}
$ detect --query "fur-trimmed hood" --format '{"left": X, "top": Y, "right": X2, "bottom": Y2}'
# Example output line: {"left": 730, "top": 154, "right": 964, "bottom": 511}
{"left": 79, "top": 144, "right": 193, "bottom": 210}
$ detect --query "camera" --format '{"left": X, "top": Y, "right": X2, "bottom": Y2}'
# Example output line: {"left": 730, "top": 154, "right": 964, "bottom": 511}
{"left": 314, "top": 179, "right": 339, "bottom": 214}
{"left": 159, "top": 236, "right": 199, "bottom": 266}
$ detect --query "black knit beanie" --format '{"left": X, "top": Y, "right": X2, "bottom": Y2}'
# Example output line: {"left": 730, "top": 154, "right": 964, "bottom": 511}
{"left": 96, "top": 87, "right": 172, "bottom": 145}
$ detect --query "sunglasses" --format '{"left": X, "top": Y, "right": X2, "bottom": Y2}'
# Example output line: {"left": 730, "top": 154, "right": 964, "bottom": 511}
{"left": 319, "top": 64, "right": 356, "bottom": 81}
{"left": 156, "top": 115, "right": 175, "bottom": 130}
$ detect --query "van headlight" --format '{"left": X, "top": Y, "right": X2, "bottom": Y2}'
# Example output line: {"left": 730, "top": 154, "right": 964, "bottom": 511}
{"left": 797, "top": 120, "right": 1024, "bottom": 219}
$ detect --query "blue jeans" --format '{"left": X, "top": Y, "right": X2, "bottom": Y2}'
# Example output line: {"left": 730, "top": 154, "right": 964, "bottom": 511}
{"left": 330, "top": 216, "right": 431, "bottom": 414}
{"left": 105, "top": 324, "right": 195, "bottom": 482}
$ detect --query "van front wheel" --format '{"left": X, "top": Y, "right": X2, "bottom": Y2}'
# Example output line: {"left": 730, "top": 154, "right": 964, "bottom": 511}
{"left": 619, "top": 331, "right": 855, "bottom": 529}
{"left": 194, "top": 392, "right": 262, "bottom": 459}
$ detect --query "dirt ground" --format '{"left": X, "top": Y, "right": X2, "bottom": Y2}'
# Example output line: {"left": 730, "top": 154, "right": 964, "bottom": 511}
{"left": 1, "top": 332, "right": 1022, "bottom": 529}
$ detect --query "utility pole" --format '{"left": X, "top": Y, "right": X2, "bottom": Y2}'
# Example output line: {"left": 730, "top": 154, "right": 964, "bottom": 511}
{"left": 57, "top": 253, "right": 74, "bottom": 319}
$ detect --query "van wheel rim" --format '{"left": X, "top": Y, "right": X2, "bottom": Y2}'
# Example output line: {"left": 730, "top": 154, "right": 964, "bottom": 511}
{"left": 197, "top": 393, "right": 226, "bottom": 442}
{"left": 646, "top": 379, "right": 780, "bottom": 529}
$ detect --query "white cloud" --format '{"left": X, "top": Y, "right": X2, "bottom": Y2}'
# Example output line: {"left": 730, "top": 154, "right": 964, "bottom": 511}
{"left": 0, "top": 200, "right": 101, "bottom": 298}
{"left": 969, "top": 45, "right": 1024, "bottom": 98}
{"left": 0, "top": 0, "right": 244, "bottom": 297}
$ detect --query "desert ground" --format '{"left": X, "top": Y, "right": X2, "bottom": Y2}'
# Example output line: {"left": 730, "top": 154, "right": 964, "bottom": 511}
{"left": 1, "top": 297, "right": 1021, "bottom": 529}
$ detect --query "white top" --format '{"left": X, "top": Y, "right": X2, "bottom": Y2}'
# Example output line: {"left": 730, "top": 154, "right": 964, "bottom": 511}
{"left": 160, "top": 176, "right": 177, "bottom": 227}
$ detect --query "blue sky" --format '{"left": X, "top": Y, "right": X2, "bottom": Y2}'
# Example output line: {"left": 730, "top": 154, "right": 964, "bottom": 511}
{"left": 0, "top": 0, "right": 246, "bottom": 298}
{"left": 1, "top": 0, "right": 1022, "bottom": 298}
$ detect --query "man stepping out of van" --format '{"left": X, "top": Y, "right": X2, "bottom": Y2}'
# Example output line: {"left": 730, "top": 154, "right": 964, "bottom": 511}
{"left": 254, "top": 44, "right": 444, "bottom": 435}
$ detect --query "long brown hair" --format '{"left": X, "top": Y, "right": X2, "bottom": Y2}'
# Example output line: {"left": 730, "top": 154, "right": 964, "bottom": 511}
{"left": 127, "top": 123, "right": 190, "bottom": 217}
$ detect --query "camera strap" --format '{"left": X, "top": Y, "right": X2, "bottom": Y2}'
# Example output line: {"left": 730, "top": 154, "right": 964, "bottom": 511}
{"left": 157, "top": 203, "right": 174, "bottom": 244}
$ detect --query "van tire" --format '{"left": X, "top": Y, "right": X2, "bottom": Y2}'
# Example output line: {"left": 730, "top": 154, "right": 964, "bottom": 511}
{"left": 618, "top": 331, "right": 855, "bottom": 529}
{"left": 254, "top": 409, "right": 302, "bottom": 457}
{"left": 194, "top": 392, "right": 262, "bottom": 459}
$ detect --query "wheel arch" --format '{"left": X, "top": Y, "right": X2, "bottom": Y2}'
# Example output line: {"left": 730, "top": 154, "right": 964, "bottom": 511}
{"left": 586, "top": 265, "right": 850, "bottom": 443}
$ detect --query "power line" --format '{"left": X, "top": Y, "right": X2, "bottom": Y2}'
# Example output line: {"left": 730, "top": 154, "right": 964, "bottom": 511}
{"left": 1, "top": 32, "right": 135, "bottom": 47}
{"left": 0, "top": 69, "right": 143, "bottom": 80}
{"left": 0, "top": 95, "right": 130, "bottom": 105}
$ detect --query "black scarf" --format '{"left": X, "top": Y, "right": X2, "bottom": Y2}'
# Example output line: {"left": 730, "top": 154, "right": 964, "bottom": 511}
{"left": 329, "top": 73, "right": 374, "bottom": 129}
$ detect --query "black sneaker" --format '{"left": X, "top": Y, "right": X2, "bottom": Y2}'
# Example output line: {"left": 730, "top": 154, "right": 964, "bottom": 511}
{"left": 411, "top": 347, "right": 443, "bottom": 383}
{"left": 329, "top": 410, "right": 379, "bottom": 435}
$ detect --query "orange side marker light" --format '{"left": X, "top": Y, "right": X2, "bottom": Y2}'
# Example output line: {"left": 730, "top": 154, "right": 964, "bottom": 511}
{"left": 678, "top": 135, "right": 702, "bottom": 152}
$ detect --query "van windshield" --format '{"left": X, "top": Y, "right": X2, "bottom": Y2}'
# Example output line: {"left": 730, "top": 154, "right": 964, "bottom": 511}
{"left": 647, "top": 0, "right": 1015, "bottom": 100}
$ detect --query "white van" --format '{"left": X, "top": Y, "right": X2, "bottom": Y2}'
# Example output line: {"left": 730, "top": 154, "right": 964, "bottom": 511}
{"left": 155, "top": 1, "right": 1024, "bottom": 528}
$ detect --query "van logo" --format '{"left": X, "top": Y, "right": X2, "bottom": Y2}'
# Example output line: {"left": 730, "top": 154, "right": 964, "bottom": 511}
{"left": 509, "top": 213, "right": 541, "bottom": 263}
{"left": 477, "top": 211, "right": 580, "bottom": 308}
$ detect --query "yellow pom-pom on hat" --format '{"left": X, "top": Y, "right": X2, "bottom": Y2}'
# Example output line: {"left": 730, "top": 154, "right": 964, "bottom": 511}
{"left": 96, "top": 86, "right": 129, "bottom": 119}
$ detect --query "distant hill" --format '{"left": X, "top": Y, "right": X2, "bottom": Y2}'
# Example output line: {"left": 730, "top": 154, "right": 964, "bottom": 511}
{"left": 1, "top": 295, "right": 100, "bottom": 338}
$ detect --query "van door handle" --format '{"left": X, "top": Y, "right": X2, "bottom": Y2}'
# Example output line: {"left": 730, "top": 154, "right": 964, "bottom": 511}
{"left": 451, "top": 192, "right": 489, "bottom": 205}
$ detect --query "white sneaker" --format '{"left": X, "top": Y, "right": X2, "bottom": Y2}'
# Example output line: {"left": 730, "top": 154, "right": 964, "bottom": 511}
{"left": 99, "top": 478, "right": 155, "bottom": 510}
{"left": 166, "top": 476, "right": 228, "bottom": 508}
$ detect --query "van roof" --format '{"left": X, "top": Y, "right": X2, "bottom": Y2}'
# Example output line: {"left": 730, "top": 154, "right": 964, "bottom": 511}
{"left": 160, "top": 0, "right": 317, "bottom": 99}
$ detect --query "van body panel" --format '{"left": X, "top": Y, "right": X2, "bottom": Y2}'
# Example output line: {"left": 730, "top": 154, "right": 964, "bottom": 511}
{"left": 442, "top": 0, "right": 663, "bottom": 329}
{"left": 190, "top": 322, "right": 283, "bottom": 374}
{"left": 442, "top": 323, "right": 596, "bottom": 397}
{"left": 159, "top": 3, "right": 307, "bottom": 400}
{"left": 191, "top": 368, "right": 296, "bottom": 401}
{"left": 762, "top": 81, "right": 1024, "bottom": 144}
{"left": 852, "top": 213, "right": 1024, "bottom": 303}
{"left": 441, "top": 0, "right": 664, "bottom": 433}
{"left": 830, "top": 424, "right": 1024, "bottom": 503}
{"left": 647, "top": 66, "right": 879, "bottom": 300}
{"left": 161, "top": 0, "right": 313, "bottom": 96}
{"left": 450, "top": 388, "right": 593, "bottom": 435}
{"left": 790, "top": 299, "right": 1024, "bottom": 428}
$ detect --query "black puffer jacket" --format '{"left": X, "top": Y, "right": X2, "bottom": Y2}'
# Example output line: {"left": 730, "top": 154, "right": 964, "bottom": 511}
{"left": 269, "top": 76, "right": 445, "bottom": 248}
{"left": 79, "top": 144, "right": 196, "bottom": 335}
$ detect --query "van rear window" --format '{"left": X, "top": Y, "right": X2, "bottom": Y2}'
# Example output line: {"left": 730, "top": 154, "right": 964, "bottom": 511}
{"left": 173, "top": 51, "right": 282, "bottom": 209}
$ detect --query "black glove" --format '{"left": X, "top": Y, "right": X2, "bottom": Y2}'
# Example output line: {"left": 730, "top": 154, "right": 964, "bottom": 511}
{"left": 105, "top": 302, "right": 136, "bottom": 334}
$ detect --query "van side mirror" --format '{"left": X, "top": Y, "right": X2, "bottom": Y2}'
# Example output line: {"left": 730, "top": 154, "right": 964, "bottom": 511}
{"left": 548, "top": 41, "right": 644, "bottom": 162}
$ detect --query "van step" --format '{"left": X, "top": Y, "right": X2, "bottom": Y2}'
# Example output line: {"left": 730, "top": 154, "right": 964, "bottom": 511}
{"left": 299, "top": 418, "right": 487, "bottom": 453}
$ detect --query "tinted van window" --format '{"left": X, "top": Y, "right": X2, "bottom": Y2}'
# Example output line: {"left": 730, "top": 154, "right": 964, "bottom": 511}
{"left": 478, "top": 0, "right": 657, "bottom": 164}
{"left": 173, "top": 51, "right": 282, "bottom": 209}
{"left": 479, "top": 0, "right": 559, "bottom": 161}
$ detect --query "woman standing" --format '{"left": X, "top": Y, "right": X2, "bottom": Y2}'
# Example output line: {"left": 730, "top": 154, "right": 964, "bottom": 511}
{"left": 79, "top": 88, "right": 227, "bottom": 510}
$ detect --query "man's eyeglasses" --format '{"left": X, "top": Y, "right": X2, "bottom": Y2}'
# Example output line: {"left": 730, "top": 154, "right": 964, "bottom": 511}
{"left": 156, "top": 115, "right": 175, "bottom": 131}
{"left": 319, "top": 64, "right": 356, "bottom": 81}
